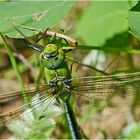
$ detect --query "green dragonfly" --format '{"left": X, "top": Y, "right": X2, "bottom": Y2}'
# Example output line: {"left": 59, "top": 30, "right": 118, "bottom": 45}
{"left": 0, "top": 28, "right": 140, "bottom": 139}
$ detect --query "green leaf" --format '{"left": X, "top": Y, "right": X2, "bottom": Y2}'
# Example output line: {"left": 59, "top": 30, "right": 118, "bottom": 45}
{"left": 0, "top": 1, "right": 74, "bottom": 38}
{"left": 128, "top": 2, "right": 140, "bottom": 41}
{"left": 75, "top": 1, "right": 137, "bottom": 46}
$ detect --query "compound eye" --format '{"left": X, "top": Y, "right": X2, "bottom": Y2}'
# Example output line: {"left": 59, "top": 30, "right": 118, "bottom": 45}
{"left": 44, "top": 44, "right": 58, "bottom": 58}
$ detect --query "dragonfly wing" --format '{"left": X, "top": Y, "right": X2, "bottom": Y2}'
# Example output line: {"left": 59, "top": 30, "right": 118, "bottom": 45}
{"left": 0, "top": 94, "right": 62, "bottom": 139}
{"left": 69, "top": 73, "right": 140, "bottom": 138}
{"left": 71, "top": 72, "right": 140, "bottom": 116}
{"left": 0, "top": 84, "right": 64, "bottom": 139}
{"left": 0, "top": 84, "right": 54, "bottom": 127}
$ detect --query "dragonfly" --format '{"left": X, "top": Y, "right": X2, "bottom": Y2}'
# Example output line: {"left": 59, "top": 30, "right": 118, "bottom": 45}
{"left": 0, "top": 26, "right": 140, "bottom": 139}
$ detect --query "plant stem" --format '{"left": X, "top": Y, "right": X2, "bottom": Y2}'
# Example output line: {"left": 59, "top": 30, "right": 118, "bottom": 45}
{"left": 0, "top": 34, "right": 29, "bottom": 104}
{"left": 78, "top": 45, "right": 140, "bottom": 54}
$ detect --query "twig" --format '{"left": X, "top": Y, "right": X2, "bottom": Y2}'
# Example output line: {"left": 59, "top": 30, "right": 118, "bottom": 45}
{"left": 0, "top": 48, "right": 35, "bottom": 73}
{"left": 11, "top": 22, "right": 78, "bottom": 46}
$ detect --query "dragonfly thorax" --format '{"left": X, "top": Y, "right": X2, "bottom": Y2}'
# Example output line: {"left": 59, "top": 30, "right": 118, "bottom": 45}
{"left": 40, "top": 44, "right": 65, "bottom": 69}
{"left": 50, "top": 78, "right": 73, "bottom": 101}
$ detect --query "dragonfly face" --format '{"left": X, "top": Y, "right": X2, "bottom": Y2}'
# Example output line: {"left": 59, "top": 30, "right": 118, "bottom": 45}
{"left": 43, "top": 44, "right": 58, "bottom": 58}
{"left": 40, "top": 44, "right": 65, "bottom": 69}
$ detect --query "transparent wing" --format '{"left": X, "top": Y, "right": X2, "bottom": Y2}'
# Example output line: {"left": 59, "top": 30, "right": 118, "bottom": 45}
{"left": 0, "top": 84, "right": 51, "bottom": 102}
{"left": 1, "top": 72, "right": 140, "bottom": 124}
{"left": 0, "top": 84, "right": 56, "bottom": 127}
{"left": 1, "top": 72, "right": 140, "bottom": 138}
{"left": 72, "top": 72, "right": 140, "bottom": 95}
{"left": 71, "top": 72, "right": 140, "bottom": 117}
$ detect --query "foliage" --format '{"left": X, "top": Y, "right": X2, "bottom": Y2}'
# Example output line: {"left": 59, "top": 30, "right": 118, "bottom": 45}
{"left": 75, "top": 1, "right": 138, "bottom": 46}
{"left": 128, "top": 1, "right": 140, "bottom": 40}
{"left": 0, "top": 1, "right": 75, "bottom": 38}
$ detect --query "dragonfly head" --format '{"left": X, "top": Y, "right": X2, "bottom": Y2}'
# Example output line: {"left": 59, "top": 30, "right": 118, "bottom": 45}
{"left": 43, "top": 44, "right": 58, "bottom": 59}
{"left": 40, "top": 44, "right": 65, "bottom": 69}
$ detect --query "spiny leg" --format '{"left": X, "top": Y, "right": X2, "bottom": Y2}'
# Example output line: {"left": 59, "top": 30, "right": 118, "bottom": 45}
{"left": 61, "top": 31, "right": 78, "bottom": 53}
{"left": 35, "top": 28, "right": 49, "bottom": 43}
{"left": 11, "top": 22, "right": 44, "bottom": 52}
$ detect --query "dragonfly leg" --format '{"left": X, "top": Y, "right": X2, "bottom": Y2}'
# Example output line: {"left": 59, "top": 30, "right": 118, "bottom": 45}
{"left": 69, "top": 60, "right": 75, "bottom": 77}
{"left": 11, "top": 23, "right": 44, "bottom": 52}
{"left": 35, "top": 28, "right": 49, "bottom": 43}
{"left": 27, "top": 28, "right": 49, "bottom": 52}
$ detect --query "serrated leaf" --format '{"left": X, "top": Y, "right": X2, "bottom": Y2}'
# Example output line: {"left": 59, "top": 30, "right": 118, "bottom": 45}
{"left": 128, "top": 2, "right": 140, "bottom": 41}
{"left": 76, "top": 1, "right": 138, "bottom": 46}
{"left": 0, "top": 1, "right": 75, "bottom": 38}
